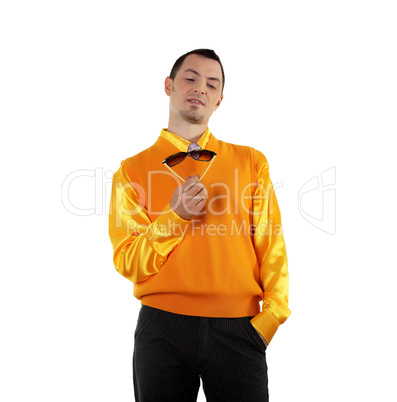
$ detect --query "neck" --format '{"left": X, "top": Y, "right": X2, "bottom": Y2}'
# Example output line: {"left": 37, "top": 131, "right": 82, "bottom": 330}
{"left": 167, "top": 118, "right": 208, "bottom": 143}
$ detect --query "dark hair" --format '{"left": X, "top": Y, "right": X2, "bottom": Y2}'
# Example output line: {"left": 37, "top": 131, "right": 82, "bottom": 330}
{"left": 169, "top": 49, "right": 225, "bottom": 93}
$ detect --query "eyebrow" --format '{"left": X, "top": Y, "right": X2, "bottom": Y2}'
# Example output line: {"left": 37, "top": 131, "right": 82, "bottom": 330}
{"left": 184, "top": 68, "right": 221, "bottom": 84}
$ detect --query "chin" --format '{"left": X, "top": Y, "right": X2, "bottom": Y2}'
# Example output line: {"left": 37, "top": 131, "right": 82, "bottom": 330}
{"left": 180, "top": 111, "right": 205, "bottom": 124}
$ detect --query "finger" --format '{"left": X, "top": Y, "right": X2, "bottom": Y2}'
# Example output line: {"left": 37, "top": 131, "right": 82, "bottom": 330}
{"left": 190, "top": 189, "right": 207, "bottom": 206}
{"left": 182, "top": 175, "right": 197, "bottom": 193}
{"left": 195, "top": 195, "right": 206, "bottom": 206}
{"left": 192, "top": 196, "right": 206, "bottom": 209}
{"left": 186, "top": 182, "right": 206, "bottom": 198}
{"left": 184, "top": 196, "right": 205, "bottom": 214}
{"left": 183, "top": 175, "right": 201, "bottom": 193}
{"left": 193, "top": 184, "right": 207, "bottom": 199}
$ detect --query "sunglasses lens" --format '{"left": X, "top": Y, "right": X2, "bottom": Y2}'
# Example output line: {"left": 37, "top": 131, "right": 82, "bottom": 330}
{"left": 166, "top": 153, "right": 185, "bottom": 167}
{"left": 195, "top": 150, "right": 213, "bottom": 161}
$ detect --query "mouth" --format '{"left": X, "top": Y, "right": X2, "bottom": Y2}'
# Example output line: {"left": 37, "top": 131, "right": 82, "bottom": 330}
{"left": 187, "top": 98, "right": 204, "bottom": 106}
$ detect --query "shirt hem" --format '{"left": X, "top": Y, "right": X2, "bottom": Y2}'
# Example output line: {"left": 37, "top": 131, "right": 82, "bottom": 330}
{"left": 141, "top": 294, "right": 261, "bottom": 317}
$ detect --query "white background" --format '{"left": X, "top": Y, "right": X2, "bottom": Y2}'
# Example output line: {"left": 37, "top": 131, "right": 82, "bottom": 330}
{"left": 1, "top": 0, "right": 396, "bottom": 401}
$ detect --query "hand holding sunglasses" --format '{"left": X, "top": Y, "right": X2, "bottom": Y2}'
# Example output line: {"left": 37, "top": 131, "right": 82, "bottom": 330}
{"left": 169, "top": 174, "right": 208, "bottom": 220}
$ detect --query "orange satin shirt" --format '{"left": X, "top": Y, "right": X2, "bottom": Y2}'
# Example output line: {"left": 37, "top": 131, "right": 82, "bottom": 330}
{"left": 108, "top": 127, "right": 290, "bottom": 345}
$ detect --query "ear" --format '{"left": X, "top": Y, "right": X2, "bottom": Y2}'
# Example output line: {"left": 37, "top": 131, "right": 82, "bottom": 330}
{"left": 213, "top": 94, "right": 224, "bottom": 111}
{"left": 164, "top": 76, "right": 173, "bottom": 97}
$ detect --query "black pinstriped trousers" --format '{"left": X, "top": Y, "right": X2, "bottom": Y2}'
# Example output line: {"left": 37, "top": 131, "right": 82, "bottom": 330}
{"left": 133, "top": 305, "right": 268, "bottom": 402}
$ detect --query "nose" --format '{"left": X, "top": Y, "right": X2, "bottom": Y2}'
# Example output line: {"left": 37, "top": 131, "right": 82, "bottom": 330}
{"left": 194, "top": 81, "right": 206, "bottom": 95}
{"left": 194, "top": 88, "right": 206, "bottom": 95}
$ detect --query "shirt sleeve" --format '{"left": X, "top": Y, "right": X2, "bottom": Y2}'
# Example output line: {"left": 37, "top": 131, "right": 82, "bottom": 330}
{"left": 108, "top": 160, "right": 192, "bottom": 284}
{"left": 249, "top": 151, "right": 291, "bottom": 345}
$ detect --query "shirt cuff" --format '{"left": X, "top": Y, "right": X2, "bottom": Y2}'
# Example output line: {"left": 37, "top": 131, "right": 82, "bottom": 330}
{"left": 250, "top": 310, "right": 280, "bottom": 345}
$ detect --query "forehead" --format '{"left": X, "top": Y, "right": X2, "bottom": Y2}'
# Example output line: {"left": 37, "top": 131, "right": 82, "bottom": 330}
{"left": 178, "top": 54, "right": 222, "bottom": 80}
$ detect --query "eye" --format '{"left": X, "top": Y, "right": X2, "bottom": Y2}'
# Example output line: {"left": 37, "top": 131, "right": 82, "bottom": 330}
{"left": 186, "top": 78, "right": 194, "bottom": 82}
{"left": 207, "top": 83, "right": 216, "bottom": 89}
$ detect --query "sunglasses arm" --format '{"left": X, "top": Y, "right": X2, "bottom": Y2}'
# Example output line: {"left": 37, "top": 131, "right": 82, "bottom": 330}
{"left": 163, "top": 163, "right": 186, "bottom": 182}
{"left": 197, "top": 155, "right": 216, "bottom": 182}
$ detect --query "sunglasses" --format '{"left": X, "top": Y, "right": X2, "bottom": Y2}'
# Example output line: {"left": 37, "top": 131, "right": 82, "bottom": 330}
{"left": 162, "top": 149, "right": 217, "bottom": 182}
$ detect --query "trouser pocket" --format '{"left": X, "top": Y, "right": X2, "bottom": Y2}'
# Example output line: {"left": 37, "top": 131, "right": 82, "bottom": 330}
{"left": 134, "top": 305, "right": 157, "bottom": 341}
{"left": 241, "top": 317, "right": 267, "bottom": 353}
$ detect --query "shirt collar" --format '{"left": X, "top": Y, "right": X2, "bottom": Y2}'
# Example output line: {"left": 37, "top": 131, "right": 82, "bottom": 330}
{"left": 159, "top": 127, "right": 211, "bottom": 152}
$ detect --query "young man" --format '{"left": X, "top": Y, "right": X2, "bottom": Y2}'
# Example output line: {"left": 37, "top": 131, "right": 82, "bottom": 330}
{"left": 108, "top": 49, "right": 290, "bottom": 402}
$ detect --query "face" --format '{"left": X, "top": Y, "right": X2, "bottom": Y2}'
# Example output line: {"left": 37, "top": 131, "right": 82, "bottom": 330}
{"left": 165, "top": 54, "right": 224, "bottom": 125}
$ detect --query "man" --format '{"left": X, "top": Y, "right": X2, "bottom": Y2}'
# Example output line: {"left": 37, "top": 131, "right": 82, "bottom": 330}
{"left": 108, "top": 49, "right": 290, "bottom": 402}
